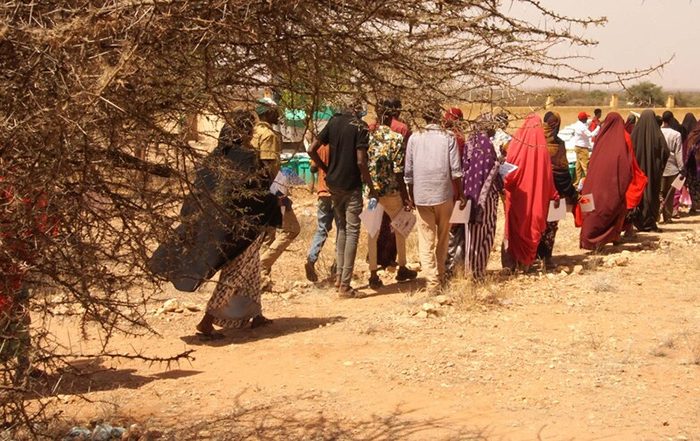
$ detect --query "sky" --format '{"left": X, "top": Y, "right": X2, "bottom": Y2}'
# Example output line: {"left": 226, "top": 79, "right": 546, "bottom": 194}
{"left": 510, "top": 0, "right": 700, "bottom": 90}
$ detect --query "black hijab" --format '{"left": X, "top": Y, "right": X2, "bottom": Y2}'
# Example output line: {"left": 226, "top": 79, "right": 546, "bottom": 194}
{"left": 681, "top": 113, "right": 697, "bottom": 144}
{"left": 631, "top": 109, "right": 670, "bottom": 231}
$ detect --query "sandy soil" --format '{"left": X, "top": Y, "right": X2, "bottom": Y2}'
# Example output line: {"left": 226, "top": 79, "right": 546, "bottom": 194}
{"left": 45, "top": 189, "right": 700, "bottom": 440}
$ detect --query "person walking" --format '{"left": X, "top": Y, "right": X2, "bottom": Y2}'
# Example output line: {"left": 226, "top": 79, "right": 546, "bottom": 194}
{"left": 461, "top": 126, "right": 502, "bottom": 280}
{"left": 501, "top": 114, "right": 559, "bottom": 271}
{"left": 150, "top": 110, "right": 282, "bottom": 338}
{"left": 366, "top": 102, "right": 418, "bottom": 289}
{"left": 252, "top": 98, "right": 301, "bottom": 288}
{"left": 309, "top": 98, "right": 374, "bottom": 298}
{"left": 631, "top": 110, "right": 670, "bottom": 232}
{"left": 537, "top": 112, "right": 578, "bottom": 268}
{"left": 571, "top": 111, "right": 600, "bottom": 187}
{"left": 304, "top": 143, "right": 334, "bottom": 282}
{"left": 369, "top": 98, "right": 410, "bottom": 270}
{"left": 660, "top": 111, "right": 684, "bottom": 223}
{"left": 685, "top": 121, "right": 700, "bottom": 214}
{"left": 405, "top": 107, "right": 465, "bottom": 292}
{"left": 580, "top": 112, "right": 647, "bottom": 250}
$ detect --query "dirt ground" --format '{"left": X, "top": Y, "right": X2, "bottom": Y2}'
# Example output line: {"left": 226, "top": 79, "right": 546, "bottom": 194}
{"left": 45, "top": 188, "right": 700, "bottom": 441}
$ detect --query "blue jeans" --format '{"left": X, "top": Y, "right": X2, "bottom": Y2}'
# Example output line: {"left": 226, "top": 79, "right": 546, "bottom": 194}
{"left": 329, "top": 187, "right": 363, "bottom": 287}
{"left": 307, "top": 196, "right": 334, "bottom": 263}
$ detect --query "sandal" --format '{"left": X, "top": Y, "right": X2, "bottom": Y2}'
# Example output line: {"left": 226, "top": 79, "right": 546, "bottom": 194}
{"left": 196, "top": 331, "right": 225, "bottom": 341}
{"left": 250, "top": 315, "right": 273, "bottom": 329}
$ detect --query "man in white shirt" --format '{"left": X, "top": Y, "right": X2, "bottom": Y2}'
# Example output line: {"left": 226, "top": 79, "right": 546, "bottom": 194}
{"left": 660, "top": 111, "right": 684, "bottom": 223}
{"left": 570, "top": 111, "right": 601, "bottom": 187}
{"left": 405, "top": 107, "right": 465, "bottom": 292}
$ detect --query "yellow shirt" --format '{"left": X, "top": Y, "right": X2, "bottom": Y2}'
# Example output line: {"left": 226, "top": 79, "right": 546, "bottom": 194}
{"left": 251, "top": 121, "right": 282, "bottom": 178}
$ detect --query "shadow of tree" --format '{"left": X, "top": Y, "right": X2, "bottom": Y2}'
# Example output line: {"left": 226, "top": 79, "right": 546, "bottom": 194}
{"left": 33, "top": 361, "right": 201, "bottom": 396}
{"left": 168, "top": 394, "right": 492, "bottom": 441}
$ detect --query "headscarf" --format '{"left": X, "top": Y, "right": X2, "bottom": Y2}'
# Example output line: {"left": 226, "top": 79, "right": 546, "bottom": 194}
{"left": 686, "top": 120, "right": 700, "bottom": 179}
{"left": 625, "top": 114, "right": 637, "bottom": 134}
{"left": 681, "top": 113, "right": 698, "bottom": 160}
{"left": 503, "top": 114, "right": 558, "bottom": 266}
{"left": 580, "top": 112, "right": 635, "bottom": 250}
{"left": 444, "top": 107, "right": 465, "bottom": 154}
{"left": 630, "top": 109, "right": 670, "bottom": 231}
{"left": 462, "top": 132, "right": 499, "bottom": 223}
{"left": 681, "top": 113, "right": 697, "bottom": 142}
{"left": 542, "top": 111, "right": 568, "bottom": 170}
{"left": 543, "top": 111, "right": 577, "bottom": 203}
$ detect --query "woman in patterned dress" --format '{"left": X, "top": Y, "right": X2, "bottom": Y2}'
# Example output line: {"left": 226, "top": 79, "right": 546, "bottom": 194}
{"left": 195, "top": 113, "right": 282, "bottom": 338}
{"left": 150, "top": 110, "right": 281, "bottom": 339}
{"left": 461, "top": 129, "right": 502, "bottom": 280}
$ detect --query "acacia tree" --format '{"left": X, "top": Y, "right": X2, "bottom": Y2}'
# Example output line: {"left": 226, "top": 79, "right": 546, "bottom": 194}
{"left": 0, "top": 0, "right": 662, "bottom": 436}
{"left": 625, "top": 81, "right": 665, "bottom": 107}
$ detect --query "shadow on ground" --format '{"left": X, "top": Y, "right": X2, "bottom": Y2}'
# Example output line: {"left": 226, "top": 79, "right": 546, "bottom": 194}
{"left": 167, "top": 393, "right": 493, "bottom": 441}
{"left": 34, "top": 360, "right": 201, "bottom": 396}
{"left": 179, "top": 316, "right": 346, "bottom": 347}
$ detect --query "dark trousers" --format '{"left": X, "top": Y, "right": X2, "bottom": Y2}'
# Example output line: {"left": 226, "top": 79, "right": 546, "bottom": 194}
{"left": 329, "top": 187, "right": 363, "bottom": 287}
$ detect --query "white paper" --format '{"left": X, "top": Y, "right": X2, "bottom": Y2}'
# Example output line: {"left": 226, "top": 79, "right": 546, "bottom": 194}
{"left": 449, "top": 200, "right": 472, "bottom": 224}
{"left": 547, "top": 200, "right": 567, "bottom": 222}
{"left": 269, "top": 171, "right": 290, "bottom": 196}
{"left": 579, "top": 193, "right": 595, "bottom": 213}
{"left": 672, "top": 175, "right": 686, "bottom": 191}
{"left": 359, "top": 203, "right": 384, "bottom": 239}
{"left": 390, "top": 210, "right": 417, "bottom": 238}
{"left": 498, "top": 162, "right": 518, "bottom": 179}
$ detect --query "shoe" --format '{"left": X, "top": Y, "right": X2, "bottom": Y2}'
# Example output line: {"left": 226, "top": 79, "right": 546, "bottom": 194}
{"left": 369, "top": 272, "right": 383, "bottom": 290}
{"left": 396, "top": 266, "right": 418, "bottom": 282}
{"left": 338, "top": 285, "right": 360, "bottom": 299}
{"left": 305, "top": 260, "right": 318, "bottom": 282}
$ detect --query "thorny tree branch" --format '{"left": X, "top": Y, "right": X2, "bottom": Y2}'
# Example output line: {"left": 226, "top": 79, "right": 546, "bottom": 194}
{"left": 0, "top": 0, "right": 665, "bottom": 437}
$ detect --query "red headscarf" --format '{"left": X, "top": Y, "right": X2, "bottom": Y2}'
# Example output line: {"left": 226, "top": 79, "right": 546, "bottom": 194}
{"left": 503, "top": 114, "right": 558, "bottom": 266}
{"left": 580, "top": 113, "right": 638, "bottom": 249}
{"left": 443, "top": 107, "right": 465, "bottom": 156}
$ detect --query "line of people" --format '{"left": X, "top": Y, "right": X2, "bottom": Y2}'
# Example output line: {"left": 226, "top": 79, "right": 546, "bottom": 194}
{"left": 151, "top": 99, "right": 700, "bottom": 338}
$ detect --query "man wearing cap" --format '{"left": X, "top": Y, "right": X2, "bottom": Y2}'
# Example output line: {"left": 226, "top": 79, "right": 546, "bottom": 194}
{"left": 252, "top": 97, "right": 300, "bottom": 286}
{"left": 570, "top": 111, "right": 601, "bottom": 187}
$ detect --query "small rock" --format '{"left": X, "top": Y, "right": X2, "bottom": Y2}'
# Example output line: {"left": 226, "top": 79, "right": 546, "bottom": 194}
{"left": 343, "top": 361, "right": 354, "bottom": 367}
{"left": 415, "top": 311, "right": 429, "bottom": 319}
{"left": 546, "top": 273, "right": 555, "bottom": 280}
{"left": 421, "top": 303, "right": 439, "bottom": 315}
{"left": 434, "top": 295, "right": 451, "bottom": 305}
{"left": 197, "top": 430, "right": 212, "bottom": 439}
{"left": 573, "top": 265, "right": 584, "bottom": 275}
{"left": 182, "top": 302, "right": 202, "bottom": 312}
{"left": 161, "top": 299, "right": 180, "bottom": 313}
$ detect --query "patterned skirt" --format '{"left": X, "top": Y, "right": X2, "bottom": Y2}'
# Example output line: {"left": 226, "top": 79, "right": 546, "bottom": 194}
{"left": 206, "top": 235, "right": 264, "bottom": 329}
{"left": 466, "top": 190, "right": 499, "bottom": 279}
